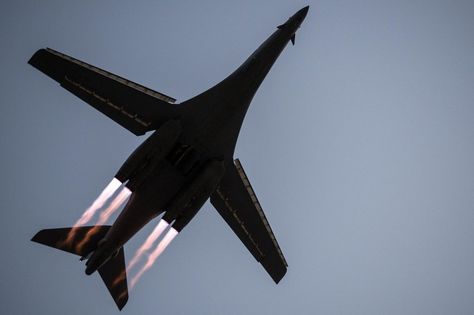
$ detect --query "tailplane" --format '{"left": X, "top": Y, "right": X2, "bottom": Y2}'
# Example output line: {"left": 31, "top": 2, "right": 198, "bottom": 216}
{"left": 31, "top": 226, "right": 129, "bottom": 310}
{"left": 31, "top": 225, "right": 111, "bottom": 256}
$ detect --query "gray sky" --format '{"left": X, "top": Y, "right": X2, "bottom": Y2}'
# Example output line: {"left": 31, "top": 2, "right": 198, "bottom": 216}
{"left": 1, "top": 1, "right": 474, "bottom": 314}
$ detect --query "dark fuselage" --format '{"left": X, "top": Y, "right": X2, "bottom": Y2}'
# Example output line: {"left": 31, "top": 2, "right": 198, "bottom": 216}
{"left": 85, "top": 6, "right": 308, "bottom": 275}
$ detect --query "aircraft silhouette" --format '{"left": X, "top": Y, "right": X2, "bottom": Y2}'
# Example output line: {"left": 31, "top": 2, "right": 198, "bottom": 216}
{"left": 30, "top": 6, "right": 308, "bottom": 310}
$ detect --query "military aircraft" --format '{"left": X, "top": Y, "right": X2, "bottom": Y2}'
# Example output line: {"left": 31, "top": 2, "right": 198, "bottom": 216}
{"left": 30, "top": 6, "right": 308, "bottom": 310}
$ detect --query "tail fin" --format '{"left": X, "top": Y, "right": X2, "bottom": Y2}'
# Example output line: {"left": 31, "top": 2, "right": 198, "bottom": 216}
{"left": 31, "top": 225, "right": 111, "bottom": 256}
{"left": 98, "top": 247, "right": 128, "bottom": 310}
{"left": 31, "top": 226, "right": 129, "bottom": 310}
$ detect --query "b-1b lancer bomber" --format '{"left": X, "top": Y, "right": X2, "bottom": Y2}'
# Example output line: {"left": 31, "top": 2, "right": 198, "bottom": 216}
{"left": 30, "top": 6, "right": 309, "bottom": 310}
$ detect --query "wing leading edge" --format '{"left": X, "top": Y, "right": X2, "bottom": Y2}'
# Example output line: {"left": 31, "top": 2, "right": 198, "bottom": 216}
{"left": 210, "top": 159, "right": 287, "bottom": 283}
{"left": 28, "top": 48, "right": 177, "bottom": 135}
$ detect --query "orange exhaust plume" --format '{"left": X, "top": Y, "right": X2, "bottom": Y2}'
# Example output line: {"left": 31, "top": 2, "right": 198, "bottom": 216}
{"left": 112, "top": 270, "right": 126, "bottom": 288}
{"left": 117, "top": 290, "right": 127, "bottom": 303}
{"left": 76, "top": 187, "right": 131, "bottom": 252}
{"left": 127, "top": 219, "right": 169, "bottom": 272}
{"left": 62, "top": 178, "right": 122, "bottom": 246}
{"left": 130, "top": 227, "right": 179, "bottom": 288}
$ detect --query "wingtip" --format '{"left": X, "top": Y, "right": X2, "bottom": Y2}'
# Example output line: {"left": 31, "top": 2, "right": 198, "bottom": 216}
{"left": 27, "top": 49, "right": 42, "bottom": 64}
{"left": 27, "top": 48, "right": 47, "bottom": 67}
{"left": 271, "top": 265, "right": 288, "bottom": 284}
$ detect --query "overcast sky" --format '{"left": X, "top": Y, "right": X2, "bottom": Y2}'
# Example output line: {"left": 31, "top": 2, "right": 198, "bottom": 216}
{"left": 1, "top": 1, "right": 473, "bottom": 314}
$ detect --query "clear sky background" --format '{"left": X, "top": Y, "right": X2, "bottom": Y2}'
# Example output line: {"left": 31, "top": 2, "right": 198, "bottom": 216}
{"left": 1, "top": 1, "right": 473, "bottom": 314}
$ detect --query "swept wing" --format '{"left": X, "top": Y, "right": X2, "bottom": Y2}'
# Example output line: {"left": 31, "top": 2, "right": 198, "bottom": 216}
{"left": 210, "top": 159, "right": 288, "bottom": 283}
{"left": 28, "top": 48, "right": 176, "bottom": 135}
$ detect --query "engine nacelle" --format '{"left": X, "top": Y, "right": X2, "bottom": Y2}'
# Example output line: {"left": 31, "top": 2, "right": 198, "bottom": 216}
{"left": 115, "top": 120, "right": 182, "bottom": 189}
{"left": 163, "top": 159, "right": 225, "bottom": 231}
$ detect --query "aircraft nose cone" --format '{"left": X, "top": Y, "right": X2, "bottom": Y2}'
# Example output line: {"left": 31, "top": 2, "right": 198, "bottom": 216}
{"left": 287, "top": 5, "right": 309, "bottom": 29}
{"left": 296, "top": 6, "right": 309, "bottom": 20}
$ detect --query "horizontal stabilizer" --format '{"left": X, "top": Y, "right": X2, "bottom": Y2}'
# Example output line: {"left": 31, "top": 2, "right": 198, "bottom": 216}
{"left": 31, "top": 226, "right": 110, "bottom": 257}
{"left": 98, "top": 247, "right": 129, "bottom": 310}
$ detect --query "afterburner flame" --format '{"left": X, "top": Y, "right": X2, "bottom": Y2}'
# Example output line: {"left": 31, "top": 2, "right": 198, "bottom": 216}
{"left": 76, "top": 187, "right": 131, "bottom": 252}
{"left": 62, "top": 178, "right": 122, "bottom": 246}
{"left": 127, "top": 219, "right": 169, "bottom": 272}
{"left": 117, "top": 290, "right": 127, "bottom": 303}
{"left": 131, "top": 227, "right": 179, "bottom": 288}
{"left": 112, "top": 270, "right": 126, "bottom": 288}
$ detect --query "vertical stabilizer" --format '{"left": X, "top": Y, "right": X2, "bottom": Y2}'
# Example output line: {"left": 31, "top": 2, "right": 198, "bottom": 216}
{"left": 98, "top": 247, "right": 129, "bottom": 310}
{"left": 31, "top": 226, "right": 129, "bottom": 310}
